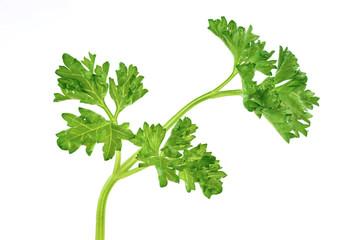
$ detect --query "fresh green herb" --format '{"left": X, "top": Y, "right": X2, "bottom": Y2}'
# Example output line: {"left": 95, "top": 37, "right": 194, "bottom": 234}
{"left": 54, "top": 17, "right": 319, "bottom": 240}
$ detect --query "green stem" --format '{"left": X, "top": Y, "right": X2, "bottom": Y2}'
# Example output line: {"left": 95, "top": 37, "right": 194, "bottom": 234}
{"left": 211, "top": 67, "right": 238, "bottom": 93}
{"left": 114, "top": 106, "right": 124, "bottom": 122}
{"left": 118, "top": 166, "right": 147, "bottom": 179}
{"left": 210, "top": 89, "right": 243, "bottom": 99}
{"left": 163, "top": 91, "right": 213, "bottom": 131}
{"left": 118, "top": 149, "right": 141, "bottom": 172}
{"left": 163, "top": 69, "right": 238, "bottom": 131}
{"left": 100, "top": 101, "right": 117, "bottom": 123}
{"left": 95, "top": 174, "right": 118, "bottom": 240}
{"left": 113, "top": 151, "right": 121, "bottom": 174}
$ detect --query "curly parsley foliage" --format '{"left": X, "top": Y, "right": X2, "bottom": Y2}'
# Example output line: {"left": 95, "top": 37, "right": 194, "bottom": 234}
{"left": 209, "top": 17, "right": 319, "bottom": 142}
{"left": 54, "top": 53, "right": 147, "bottom": 160}
{"left": 208, "top": 16, "right": 276, "bottom": 75}
{"left": 134, "top": 118, "right": 227, "bottom": 198}
{"left": 109, "top": 63, "right": 148, "bottom": 117}
{"left": 237, "top": 47, "right": 319, "bottom": 142}
{"left": 54, "top": 53, "right": 109, "bottom": 105}
{"left": 162, "top": 117, "right": 198, "bottom": 157}
{"left": 56, "top": 108, "right": 134, "bottom": 160}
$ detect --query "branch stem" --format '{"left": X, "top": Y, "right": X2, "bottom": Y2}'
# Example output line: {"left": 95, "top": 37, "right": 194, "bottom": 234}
{"left": 113, "top": 151, "right": 121, "bottom": 174}
{"left": 163, "top": 69, "right": 238, "bottom": 131}
{"left": 100, "top": 101, "right": 117, "bottom": 123}
{"left": 95, "top": 174, "right": 118, "bottom": 240}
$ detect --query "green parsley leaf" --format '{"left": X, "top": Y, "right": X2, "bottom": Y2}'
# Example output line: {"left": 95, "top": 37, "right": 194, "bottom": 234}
{"left": 136, "top": 123, "right": 177, "bottom": 187}
{"left": 137, "top": 123, "right": 166, "bottom": 159}
{"left": 161, "top": 117, "right": 198, "bottom": 158}
{"left": 54, "top": 53, "right": 109, "bottom": 106}
{"left": 208, "top": 17, "right": 257, "bottom": 62}
{"left": 208, "top": 16, "right": 276, "bottom": 75}
{"left": 134, "top": 118, "right": 226, "bottom": 198}
{"left": 178, "top": 144, "right": 227, "bottom": 199}
{"left": 109, "top": 63, "right": 148, "bottom": 115}
{"left": 237, "top": 47, "right": 319, "bottom": 142}
{"left": 56, "top": 108, "right": 134, "bottom": 160}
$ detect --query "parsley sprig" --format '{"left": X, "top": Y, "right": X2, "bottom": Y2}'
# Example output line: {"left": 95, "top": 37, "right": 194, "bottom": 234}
{"left": 54, "top": 17, "right": 319, "bottom": 240}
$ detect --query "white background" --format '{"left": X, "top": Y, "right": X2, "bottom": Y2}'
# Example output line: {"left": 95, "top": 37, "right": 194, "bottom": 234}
{"left": 1, "top": 0, "right": 360, "bottom": 239}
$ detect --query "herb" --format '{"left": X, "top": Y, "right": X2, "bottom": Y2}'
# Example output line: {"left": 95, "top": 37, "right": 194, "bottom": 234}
{"left": 54, "top": 17, "right": 319, "bottom": 240}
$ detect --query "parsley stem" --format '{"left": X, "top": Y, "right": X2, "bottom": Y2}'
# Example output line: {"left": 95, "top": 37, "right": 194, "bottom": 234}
{"left": 113, "top": 151, "right": 121, "bottom": 174}
{"left": 210, "top": 89, "right": 243, "bottom": 98}
{"left": 163, "top": 92, "right": 213, "bottom": 131}
{"left": 100, "top": 100, "right": 117, "bottom": 123}
{"left": 118, "top": 166, "right": 147, "bottom": 179}
{"left": 212, "top": 67, "right": 238, "bottom": 92}
{"left": 114, "top": 106, "right": 124, "bottom": 122}
{"left": 95, "top": 174, "right": 118, "bottom": 240}
{"left": 163, "top": 68, "right": 238, "bottom": 131}
{"left": 118, "top": 149, "right": 141, "bottom": 172}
